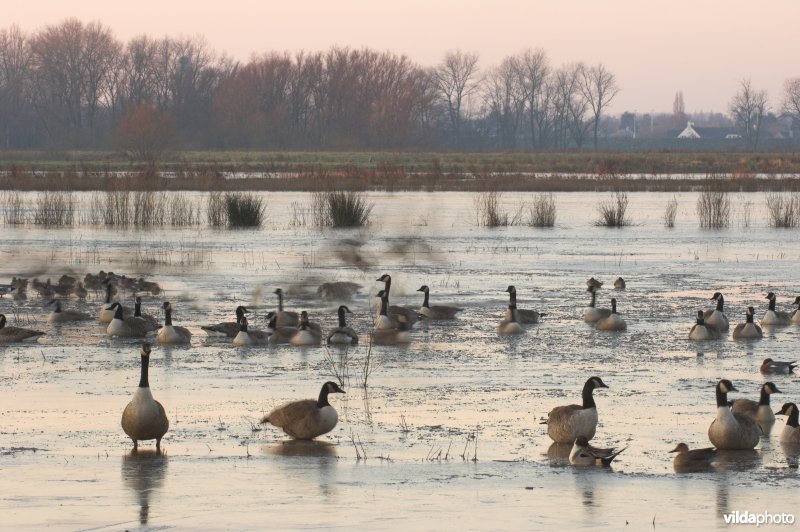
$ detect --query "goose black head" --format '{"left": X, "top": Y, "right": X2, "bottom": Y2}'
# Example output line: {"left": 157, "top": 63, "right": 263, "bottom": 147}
{"left": 746, "top": 306, "right": 755, "bottom": 316}
{"left": 140, "top": 343, "right": 151, "bottom": 357}
{"left": 324, "top": 381, "right": 346, "bottom": 394}
{"left": 338, "top": 305, "right": 352, "bottom": 314}
{"left": 717, "top": 379, "right": 736, "bottom": 394}
{"left": 505, "top": 285, "right": 516, "bottom": 294}
{"left": 416, "top": 285, "right": 429, "bottom": 293}
{"left": 162, "top": 301, "right": 171, "bottom": 310}
{"left": 696, "top": 310, "right": 704, "bottom": 323}
{"left": 764, "top": 382, "right": 781, "bottom": 395}
{"left": 588, "top": 376, "right": 609, "bottom": 389}
{"left": 711, "top": 292, "right": 722, "bottom": 300}
{"left": 274, "top": 288, "right": 283, "bottom": 295}
{"left": 794, "top": 296, "right": 800, "bottom": 305}
{"left": 775, "top": 402, "right": 797, "bottom": 416}
{"left": 376, "top": 274, "right": 391, "bottom": 283}
{"left": 765, "top": 292, "right": 776, "bottom": 300}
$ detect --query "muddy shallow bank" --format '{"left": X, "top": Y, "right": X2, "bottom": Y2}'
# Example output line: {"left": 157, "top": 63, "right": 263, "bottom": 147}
{"left": 1, "top": 191, "right": 799, "bottom": 529}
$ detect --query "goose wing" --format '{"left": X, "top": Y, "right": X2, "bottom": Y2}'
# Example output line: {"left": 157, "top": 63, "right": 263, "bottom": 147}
{"left": 201, "top": 321, "right": 239, "bottom": 338}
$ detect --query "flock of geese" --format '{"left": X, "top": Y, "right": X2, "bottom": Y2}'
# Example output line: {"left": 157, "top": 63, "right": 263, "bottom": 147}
{"left": 2, "top": 271, "right": 799, "bottom": 471}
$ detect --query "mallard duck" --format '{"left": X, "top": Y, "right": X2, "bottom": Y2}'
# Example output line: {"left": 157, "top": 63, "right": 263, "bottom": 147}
{"left": 583, "top": 285, "right": 611, "bottom": 323}
{"left": 703, "top": 292, "right": 729, "bottom": 331}
{"left": 260, "top": 381, "right": 345, "bottom": 440}
{"left": 155, "top": 302, "right": 192, "bottom": 345}
{"left": 762, "top": 292, "right": 791, "bottom": 326}
{"left": 774, "top": 403, "right": 800, "bottom": 444}
{"left": 689, "top": 310, "right": 721, "bottom": 340}
{"left": 595, "top": 298, "right": 626, "bottom": 331}
{"left": 708, "top": 379, "right": 760, "bottom": 450}
{"left": 586, "top": 277, "right": 603, "bottom": 289}
{"left": 327, "top": 305, "right": 359, "bottom": 345}
{"left": 503, "top": 285, "right": 543, "bottom": 324}
{"left": 121, "top": 343, "right": 169, "bottom": 453}
{"left": 670, "top": 443, "right": 717, "bottom": 472}
{"left": 545, "top": 377, "right": 608, "bottom": 443}
{"left": 416, "top": 285, "right": 463, "bottom": 320}
{"left": 0, "top": 314, "right": 44, "bottom": 343}
{"left": 732, "top": 307, "right": 762, "bottom": 339}
{"left": 569, "top": 436, "right": 625, "bottom": 466}
{"left": 201, "top": 305, "right": 249, "bottom": 338}
{"left": 731, "top": 382, "right": 781, "bottom": 434}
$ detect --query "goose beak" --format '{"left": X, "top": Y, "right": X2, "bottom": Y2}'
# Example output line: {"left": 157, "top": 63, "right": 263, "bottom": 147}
{"left": 775, "top": 409, "right": 784, "bottom": 416}
{"left": 728, "top": 385, "right": 738, "bottom": 392}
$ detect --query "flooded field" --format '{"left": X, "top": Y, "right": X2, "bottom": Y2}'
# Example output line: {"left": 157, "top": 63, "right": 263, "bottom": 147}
{"left": 1, "top": 191, "right": 799, "bottom": 529}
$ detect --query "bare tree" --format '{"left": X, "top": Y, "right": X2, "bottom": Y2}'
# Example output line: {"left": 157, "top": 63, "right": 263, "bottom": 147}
{"left": 579, "top": 63, "right": 620, "bottom": 149}
{"left": 729, "top": 78, "right": 768, "bottom": 149}
{"left": 482, "top": 56, "right": 525, "bottom": 148}
{"left": 433, "top": 50, "right": 480, "bottom": 145}
{"left": 782, "top": 78, "right": 800, "bottom": 125}
{"left": 0, "top": 25, "right": 32, "bottom": 148}
{"left": 514, "top": 48, "right": 550, "bottom": 149}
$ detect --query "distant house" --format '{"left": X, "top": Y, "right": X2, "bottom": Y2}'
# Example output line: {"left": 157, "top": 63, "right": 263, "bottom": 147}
{"left": 676, "top": 121, "right": 742, "bottom": 139}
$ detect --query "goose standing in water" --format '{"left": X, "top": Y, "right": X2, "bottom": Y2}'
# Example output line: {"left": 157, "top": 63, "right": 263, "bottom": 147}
{"left": 156, "top": 302, "right": 192, "bottom": 345}
{"left": 760, "top": 358, "right": 797, "bottom": 374}
{"left": 0, "top": 314, "right": 44, "bottom": 344}
{"left": 583, "top": 285, "right": 611, "bottom": 323}
{"left": 594, "top": 298, "right": 626, "bottom": 331}
{"left": 373, "top": 314, "right": 412, "bottom": 345}
{"left": 569, "top": 436, "right": 626, "bottom": 466}
{"left": 732, "top": 307, "right": 762, "bottom": 339}
{"left": 48, "top": 299, "right": 91, "bottom": 322}
{"left": 201, "top": 305, "right": 249, "bottom": 338}
{"left": 503, "top": 285, "right": 544, "bottom": 324}
{"left": 289, "top": 311, "right": 322, "bottom": 346}
{"left": 670, "top": 443, "right": 717, "bottom": 472}
{"left": 703, "top": 292, "right": 729, "bottom": 331}
{"left": 233, "top": 315, "right": 270, "bottom": 346}
{"left": 545, "top": 376, "right": 608, "bottom": 443}
{"left": 497, "top": 304, "right": 524, "bottom": 336}
{"left": 688, "top": 310, "right": 721, "bottom": 340}
{"left": 375, "top": 274, "right": 419, "bottom": 327}
{"left": 260, "top": 381, "right": 345, "bottom": 440}
{"left": 731, "top": 382, "right": 781, "bottom": 435}
{"left": 327, "top": 305, "right": 359, "bottom": 345}
{"left": 762, "top": 292, "right": 791, "bottom": 326}
{"left": 416, "top": 285, "right": 463, "bottom": 320}
{"left": 791, "top": 296, "right": 800, "bottom": 324}
{"left": 774, "top": 403, "right": 800, "bottom": 444}
{"left": 121, "top": 343, "right": 169, "bottom": 453}
{"left": 708, "top": 379, "right": 760, "bottom": 450}
{"left": 273, "top": 288, "right": 299, "bottom": 328}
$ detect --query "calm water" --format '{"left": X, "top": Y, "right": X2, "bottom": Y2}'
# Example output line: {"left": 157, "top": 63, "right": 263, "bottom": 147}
{"left": 1, "top": 191, "right": 799, "bottom": 530}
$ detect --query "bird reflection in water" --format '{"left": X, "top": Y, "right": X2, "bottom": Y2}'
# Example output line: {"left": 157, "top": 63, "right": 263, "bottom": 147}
{"left": 263, "top": 440, "right": 338, "bottom": 498}
{"left": 121, "top": 449, "right": 168, "bottom": 526}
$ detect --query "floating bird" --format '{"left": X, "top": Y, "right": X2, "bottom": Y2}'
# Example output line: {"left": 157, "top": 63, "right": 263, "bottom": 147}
{"left": 732, "top": 307, "right": 762, "bottom": 339}
{"left": 583, "top": 285, "right": 611, "bottom": 323}
{"left": 273, "top": 288, "right": 299, "bottom": 328}
{"left": 688, "top": 310, "right": 721, "bottom": 340}
{"left": 703, "top": 292, "right": 729, "bottom": 331}
{"left": 613, "top": 277, "right": 626, "bottom": 290}
{"left": 99, "top": 282, "right": 131, "bottom": 323}
{"left": 731, "top": 382, "right": 781, "bottom": 435}
{"left": 586, "top": 277, "right": 603, "bottom": 289}
{"left": 201, "top": 306, "right": 249, "bottom": 338}
{"left": 503, "top": 285, "right": 543, "bottom": 324}
{"left": 289, "top": 311, "right": 322, "bottom": 346}
{"left": 265, "top": 314, "right": 296, "bottom": 345}
{"left": 762, "top": 292, "right": 791, "bottom": 326}
{"left": 595, "top": 298, "right": 626, "bottom": 331}
{"left": 708, "top": 379, "right": 760, "bottom": 450}
{"left": 545, "top": 376, "right": 608, "bottom": 444}
{"left": 373, "top": 314, "right": 412, "bottom": 345}
{"left": 48, "top": 299, "right": 91, "bottom": 322}
{"left": 774, "top": 403, "right": 800, "bottom": 444}
{"left": 233, "top": 315, "right": 270, "bottom": 346}
{"left": 497, "top": 304, "right": 524, "bottom": 336}
{"left": 260, "top": 381, "right": 345, "bottom": 440}
{"left": 791, "top": 296, "right": 800, "bottom": 324}
{"left": 670, "top": 443, "right": 717, "bottom": 472}
{"left": 121, "top": 343, "right": 169, "bottom": 453}
{"left": 107, "top": 302, "right": 151, "bottom": 338}
{"left": 416, "top": 285, "right": 463, "bottom": 320}
{"left": 760, "top": 358, "right": 797, "bottom": 374}
{"left": 374, "top": 290, "right": 399, "bottom": 329}
{"left": 0, "top": 314, "right": 44, "bottom": 344}
{"left": 569, "top": 436, "right": 626, "bottom": 466}
{"left": 156, "top": 302, "right": 192, "bottom": 345}
{"left": 375, "top": 274, "right": 420, "bottom": 326}
{"left": 327, "top": 305, "right": 359, "bottom": 345}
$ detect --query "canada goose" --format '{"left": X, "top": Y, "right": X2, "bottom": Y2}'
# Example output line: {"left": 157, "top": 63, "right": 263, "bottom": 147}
{"left": 99, "top": 282, "right": 131, "bottom": 323}
{"left": 416, "top": 285, "right": 463, "bottom": 320}
{"left": 289, "top": 311, "right": 322, "bottom": 346}
{"left": 594, "top": 298, "right": 626, "bottom": 331}
{"left": 317, "top": 281, "right": 361, "bottom": 301}
{"left": 265, "top": 313, "right": 296, "bottom": 344}
{"left": 273, "top": 288, "right": 299, "bottom": 328}
{"left": 107, "top": 302, "right": 152, "bottom": 338}
{"left": 762, "top": 292, "right": 791, "bottom": 326}
{"left": 731, "top": 382, "right": 781, "bottom": 435}
{"left": 703, "top": 292, "right": 729, "bottom": 331}
{"left": 74, "top": 282, "right": 88, "bottom": 300}
{"left": 132, "top": 297, "right": 160, "bottom": 330}
{"left": 569, "top": 436, "right": 626, "bottom": 466}
{"left": 47, "top": 299, "right": 91, "bottom": 322}
{"left": 497, "top": 304, "right": 524, "bottom": 336}
{"left": 774, "top": 403, "right": 800, "bottom": 444}
{"left": 732, "top": 307, "right": 762, "bottom": 339}
{"left": 156, "top": 302, "right": 192, "bottom": 345}
{"left": 233, "top": 315, "right": 270, "bottom": 346}
{"left": 670, "top": 443, "right": 717, "bottom": 472}
{"left": 613, "top": 277, "right": 626, "bottom": 289}
{"left": 375, "top": 290, "right": 399, "bottom": 329}
{"left": 373, "top": 314, "right": 412, "bottom": 345}
{"left": 760, "top": 358, "right": 797, "bottom": 374}
{"left": 586, "top": 277, "right": 603, "bottom": 289}
{"left": 375, "top": 274, "right": 419, "bottom": 326}
{"left": 260, "top": 381, "right": 345, "bottom": 440}
{"left": 791, "top": 296, "right": 800, "bottom": 324}
{"left": 708, "top": 379, "right": 760, "bottom": 450}
{"left": 327, "top": 305, "right": 359, "bottom": 345}
{"left": 0, "top": 314, "right": 45, "bottom": 344}
{"left": 503, "top": 285, "right": 544, "bottom": 324}
{"left": 545, "top": 376, "right": 608, "bottom": 443}
{"left": 583, "top": 285, "right": 611, "bottom": 323}
{"left": 32, "top": 278, "right": 55, "bottom": 298}
{"left": 688, "top": 310, "right": 721, "bottom": 340}
{"left": 121, "top": 343, "right": 169, "bottom": 453}
{"left": 201, "top": 306, "right": 249, "bottom": 338}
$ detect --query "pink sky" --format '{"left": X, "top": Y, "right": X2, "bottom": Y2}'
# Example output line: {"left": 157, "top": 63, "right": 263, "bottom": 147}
{"left": 6, "top": 0, "right": 797, "bottom": 114}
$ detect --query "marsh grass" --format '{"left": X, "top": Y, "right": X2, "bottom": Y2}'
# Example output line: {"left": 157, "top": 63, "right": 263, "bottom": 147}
{"left": 663, "top": 196, "right": 678, "bottom": 228}
{"left": 594, "top": 191, "right": 630, "bottom": 227}
{"left": 474, "top": 191, "right": 509, "bottom": 227}
{"left": 207, "top": 192, "right": 226, "bottom": 227}
{"left": 313, "top": 190, "right": 373, "bottom": 227}
{"left": 225, "top": 192, "right": 265, "bottom": 228}
{"left": 765, "top": 192, "right": 800, "bottom": 228}
{"left": 169, "top": 194, "right": 200, "bottom": 226}
{"left": 528, "top": 192, "right": 556, "bottom": 227}
{"left": 2, "top": 191, "right": 27, "bottom": 225}
{"left": 33, "top": 191, "right": 75, "bottom": 226}
{"left": 697, "top": 183, "right": 730, "bottom": 228}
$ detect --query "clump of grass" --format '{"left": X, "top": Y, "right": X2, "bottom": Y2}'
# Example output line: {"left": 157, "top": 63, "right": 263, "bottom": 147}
{"left": 313, "top": 190, "right": 373, "bottom": 227}
{"left": 474, "top": 191, "right": 509, "bottom": 227}
{"left": 697, "top": 186, "right": 730, "bottom": 228}
{"left": 33, "top": 191, "right": 74, "bottom": 226}
{"left": 225, "top": 192, "right": 265, "bottom": 228}
{"left": 169, "top": 194, "right": 200, "bottom": 226}
{"left": 133, "top": 191, "right": 167, "bottom": 226}
{"left": 528, "top": 192, "right": 556, "bottom": 227}
{"left": 2, "top": 191, "right": 27, "bottom": 225}
{"left": 765, "top": 192, "right": 800, "bottom": 228}
{"left": 663, "top": 196, "right": 678, "bottom": 228}
{"left": 594, "top": 191, "right": 630, "bottom": 227}
{"left": 207, "top": 192, "right": 226, "bottom": 227}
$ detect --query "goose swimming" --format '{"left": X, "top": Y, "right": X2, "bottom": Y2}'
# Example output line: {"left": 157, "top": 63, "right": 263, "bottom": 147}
{"left": 289, "top": 311, "right": 323, "bottom": 346}
{"left": 327, "top": 305, "right": 359, "bottom": 345}
{"left": 703, "top": 292, "right": 729, "bottom": 331}
{"left": 732, "top": 307, "right": 762, "bottom": 339}
{"left": 762, "top": 292, "right": 791, "bottom": 326}
{"left": 155, "top": 302, "right": 192, "bottom": 345}
{"left": 201, "top": 305, "right": 249, "bottom": 338}
{"left": 774, "top": 403, "right": 800, "bottom": 444}
{"left": 48, "top": 299, "right": 91, "bottom": 322}
{"left": 731, "top": 382, "right": 781, "bottom": 434}
{"left": 416, "top": 285, "right": 463, "bottom": 320}
{"left": 375, "top": 274, "right": 419, "bottom": 326}
{"left": 273, "top": 288, "right": 299, "bottom": 328}
{"left": 233, "top": 315, "right": 270, "bottom": 346}
{"left": 688, "top": 310, "right": 721, "bottom": 340}
{"left": 503, "top": 285, "right": 543, "bottom": 324}
{"left": 0, "top": 314, "right": 44, "bottom": 344}
{"left": 583, "top": 285, "right": 611, "bottom": 323}
{"left": 708, "top": 379, "right": 760, "bottom": 450}
{"left": 595, "top": 298, "right": 626, "bottom": 331}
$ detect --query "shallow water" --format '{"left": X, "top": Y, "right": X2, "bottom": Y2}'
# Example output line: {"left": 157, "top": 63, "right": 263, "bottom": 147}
{"left": 1, "top": 191, "right": 799, "bottom": 530}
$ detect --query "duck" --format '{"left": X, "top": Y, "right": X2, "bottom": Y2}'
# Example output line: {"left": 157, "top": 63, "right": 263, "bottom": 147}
{"left": 259, "top": 381, "right": 345, "bottom": 440}
{"left": 273, "top": 288, "right": 299, "bottom": 328}
{"left": 121, "top": 343, "right": 169, "bottom": 453}
{"left": 583, "top": 285, "right": 611, "bottom": 323}
{"left": 233, "top": 315, "right": 270, "bottom": 346}
{"left": 594, "top": 298, "right": 626, "bottom": 331}
{"left": 374, "top": 290, "right": 399, "bottom": 329}
{"left": 760, "top": 358, "right": 797, "bottom": 375}
{"left": 670, "top": 443, "right": 717, "bottom": 472}
{"left": 416, "top": 285, "right": 463, "bottom": 320}
{"left": 774, "top": 403, "right": 800, "bottom": 444}
{"left": 732, "top": 307, "right": 763, "bottom": 339}
{"left": 497, "top": 304, "right": 524, "bottom": 336}
{"left": 545, "top": 376, "right": 608, "bottom": 443}
{"left": 730, "top": 382, "right": 781, "bottom": 434}
{"left": 569, "top": 436, "right": 626, "bottom": 466}
{"left": 703, "top": 292, "right": 729, "bottom": 331}
{"left": 791, "top": 296, "right": 800, "bottom": 324}
{"left": 47, "top": 299, "right": 91, "bottom": 322}
{"left": 317, "top": 281, "right": 361, "bottom": 302}
{"left": 201, "top": 306, "right": 249, "bottom": 338}
{"left": 0, "top": 314, "right": 45, "bottom": 343}
{"left": 708, "top": 379, "right": 760, "bottom": 450}
{"left": 688, "top": 310, "right": 721, "bottom": 340}
{"left": 503, "top": 285, "right": 544, "bottom": 324}
{"left": 327, "top": 305, "right": 359, "bottom": 345}
{"left": 613, "top": 277, "right": 626, "bottom": 289}
{"left": 107, "top": 302, "right": 152, "bottom": 338}
{"left": 289, "top": 311, "right": 322, "bottom": 346}
{"left": 375, "top": 274, "right": 420, "bottom": 326}
{"left": 762, "top": 292, "right": 791, "bottom": 326}
{"left": 373, "top": 314, "right": 412, "bottom": 345}
{"left": 155, "top": 302, "right": 192, "bottom": 345}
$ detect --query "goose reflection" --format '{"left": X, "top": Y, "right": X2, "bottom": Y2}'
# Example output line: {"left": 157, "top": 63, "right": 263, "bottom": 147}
{"left": 546, "top": 442, "right": 572, "bottom": 464}
{"left": 263, "top": 440, "right": 338, "bottom": 498}
{"left": 121, "top": 449, "right": 168, "bottom": 526}
{"left": 263, "top": 439, "right": 337, "bottom": 458}
{"left": 712, "top": 449, "right": 761, "bottom": 472}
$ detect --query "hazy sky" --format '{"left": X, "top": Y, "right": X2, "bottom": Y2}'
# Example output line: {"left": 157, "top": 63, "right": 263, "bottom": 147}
{"left": 6, "top": 1, "right": 797, "bottom": 114}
